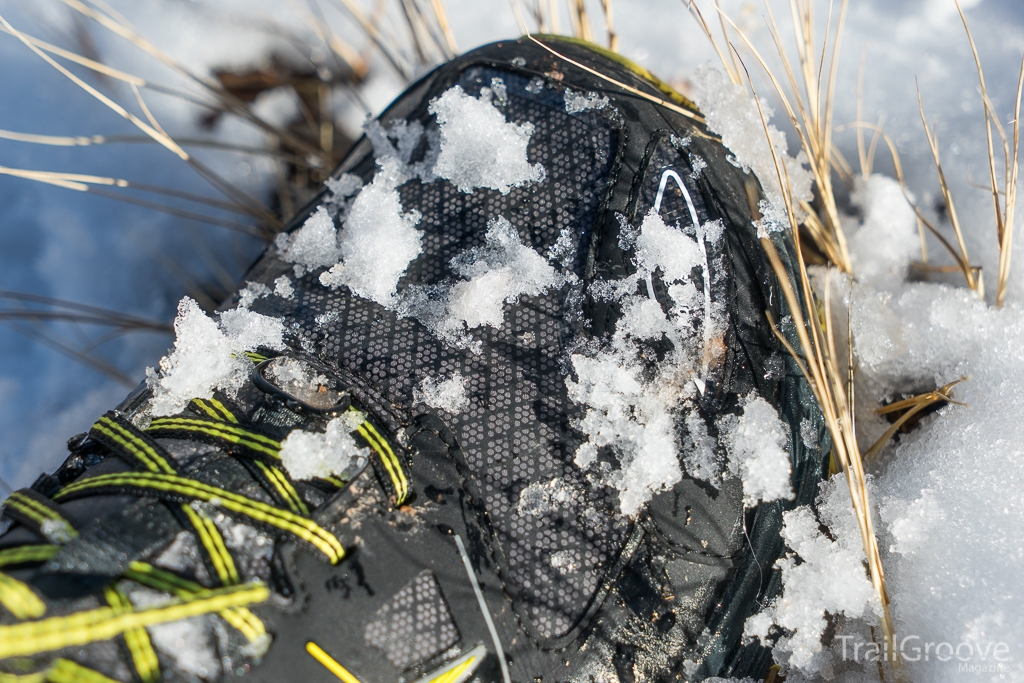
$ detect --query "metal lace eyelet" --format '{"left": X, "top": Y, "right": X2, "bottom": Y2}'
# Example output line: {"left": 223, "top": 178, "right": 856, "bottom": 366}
{"left": 252, "top": 356, "right": 352, "bottom": 415}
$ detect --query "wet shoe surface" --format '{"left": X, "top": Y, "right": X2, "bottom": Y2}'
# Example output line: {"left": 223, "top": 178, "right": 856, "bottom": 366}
{"left": 0, "top": 36, "right": 827, "bottom": 683}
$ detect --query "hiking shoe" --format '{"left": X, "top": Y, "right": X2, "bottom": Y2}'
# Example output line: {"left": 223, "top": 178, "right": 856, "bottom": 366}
{"left": 0, "top": 36, "right": 827, "bottom": 683}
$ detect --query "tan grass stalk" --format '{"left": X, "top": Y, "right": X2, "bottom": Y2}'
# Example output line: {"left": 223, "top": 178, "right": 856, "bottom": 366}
{"left": 600, "top": 0, "right": 618, "bottom": 52}
{"left": 866, "top": 379, "right": 965, "bottom": 462}
{"left": 917, "top": 85, "right": 981, "bottom": 295}
{"left": 954, "top": 0, "right": 1023, "bottom": 306}
{"left": 0, "top": 24, "right": 145, "bottom": 85}
{"left": 707, "top": 8, "right": 900, "bottom": 672}
{"left": 526, "top": 35, "right": 705, "bottom": 123}
{"left": 683, "top": 0, "right": 741, "bottom": 85}
{"left": 429, "top": 0, "right": 459, "bottom": 56}
{"left": 1, "top": 7, "right": 282, "bottom": 228}
{"left": 709, "top": 1, "right": 854, "bottom": 273}
{"left": 842, "top": 120, "right": 981, "bottom": 287}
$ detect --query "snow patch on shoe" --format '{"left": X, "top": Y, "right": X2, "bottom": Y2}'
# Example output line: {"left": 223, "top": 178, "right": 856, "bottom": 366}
{"left": 719, "top": 394, "right": 794, "bottom": 507}
{"left": 564, "top": 88, "right": 609, "bottom": 114}
{"left": 690, "top": 64, "right": 813, "bottom": 231}
{"left": 429, "top": 85, "right": 545, "bottom": 194}
{"left": 237, "top": 281, "right": 270, "bottom": 308}
{"left": 566, "top": 207, "right": 728, "bottom": 516}
{"left": 279, "top": 411, "right": 368, "bottom": 481}
{"left": 276, "top": 205, "right": 341, "bottom": 272}
{"left": 147, "top": 297, "right": 285, "bottom": 417}
{"left": 744, "top": 477, "right": 880, "bottom": 673}
{"left": 273, "top": 275, "right": 294, "bottom": 299}
{"left": 414, "top": 371, "right": 470, "bottom": 413}
{"left": 398, "top": 216, "right": 564, "bottom": 350}
{"left": 320, "top": 158, "right": 423, "bottom": 307}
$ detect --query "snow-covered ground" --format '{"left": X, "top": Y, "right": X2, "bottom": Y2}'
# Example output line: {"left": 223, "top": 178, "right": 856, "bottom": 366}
{"left": 1, "top": 0, "right": 1023, "bottom": 681}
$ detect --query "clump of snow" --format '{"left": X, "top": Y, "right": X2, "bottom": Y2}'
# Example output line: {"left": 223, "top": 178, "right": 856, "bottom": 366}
{"left": 744, "top": 477, "right": 880, "bottom": 673}
{"left": 634, "top": 210, "right": 703, "bottom": 282}
{"left": 720, "top": 394, "right": 794, "bottom": 507}
{"left": 880, "top": 488, "right": 945, "bottom": 556}
{"left": 279, "top": 411, "right": 368, "bottom": 481}
{"left": 276, "top": 206, "right": 341, "bottom": 272}
{"left": 147, "top": 298, "right": 285, "bottom": 417}
{"left": 682, "top": 410, "right": 721, "bottom": 485}
{"left": 365, "top": 119, "right": 439, "bottom": 182}
{"left": 846, "top": 174, "right": 920, "bottom": 288}
{"left": 414, "top": 371, "right": 470, "bottom": 413}
{"left": 446, "top": 216, "right": 562, "bottom": 328}
{"left": 567, "top": 353, "right": 684, "bottom": 516}
{"left": 429, "top": 85, "right": 545, "bottom": 194}
{"left": 398, "top": 216, "right": 563, "bottom": 349}
{"left": 564, "top": 88, "right": 609, "bottom": 114}
{"left": 130, "top": 588, "right": 219, "bottom": 680}
{"left": 549, "top": 549, "right": 579, "bottom": 575}
{"left": 567, "top": 205, "right": 728, "bottom": 515}
{"left": 517, "top": 478, "right": 576, "bottom": 516}
{"left": 689, "top": 64, "right": 813, "bottom": 230}
{"left": 320, "top": 158, "right": 423, "bottom": 306}
{"left": 274, "top": 275, "right": 294, "bottom": 299}
{"left": 325, "top": 173, "right": 363, "bottom": 204}
{"left": 40, "top": 518, "right": 75, "bottom": 544}
{"left": 218, "top": 307, "right": 285, "bottom": 351}
{"left": 238, "top": 281, "right": 270, "bottom": 308}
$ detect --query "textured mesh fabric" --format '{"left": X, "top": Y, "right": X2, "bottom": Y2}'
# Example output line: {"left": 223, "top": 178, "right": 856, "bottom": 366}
{"left": 246, "top": 66, "right": 630, "bottom": 639}
{"left": 363, "top": 570, "right": 459, "bottom": 670}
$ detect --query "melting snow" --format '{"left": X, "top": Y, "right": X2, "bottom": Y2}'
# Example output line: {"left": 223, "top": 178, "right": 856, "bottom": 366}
{"left": 564, "top": 88, "right": 609, "bottom": 114}
{"left": 279, "top": 411, "right": 368, "bottom": 480}
{"left": 720, "top": 394, "right": 794, "bottom": 507}
{"left": 147, "top": 298, "right": 285, "bottom": 417}
{"left": 398, "top": 216, "right": 563, "bottom": 349}
{"left": 319, "top": 158, "right": 423, "bottom": 306}
{"left": 429, "top": 85, "right": 545, "bottom": 194}
{"left": 744, "top": 477, "right": 880, "bottom": 673}
{"left": 414, "top": 371, "right": 470, "bottom": 413}
{"left": 689, "top": 64, "right": 813, "bottom": 230}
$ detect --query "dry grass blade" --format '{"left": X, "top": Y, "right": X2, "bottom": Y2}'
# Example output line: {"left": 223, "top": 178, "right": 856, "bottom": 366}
{"left": 328, "top": 0, "right": 413, "bottom": 79}
{"left": 865, "top": 379, "right": 966, "bottom": 462}
{"left": 525, "top": 35, "right": 705, "bottom": 123}
{"left": 0, "top": 165, "right": 263, "bottom": 234}
{"left": 0, "top": 12, "right": 186, "bottom": 160}
{"left": 600, "top": 0, "right": 617, "bottom": 52}
{"left": 730, "top": 47, "right": 900, "bottom": 674}
{"left": 0, "top": 23, "right": 145, "bottom": 84}
{"left": 0, "top": 292, "right": 174, "bottom": 387}
{"left": 917, "top": 84, "right": 980, "bottom": 295}
{"left": 954, "top": 0, "right": 1024, "bottom": 306}
{"left": 704, "top": 1, "right": 854, "bottom": 273}
{"left": 683, "top": 0, "right": 741, "bottom": 85}
{"left": 0, "top": 9, "right": 282, "bottom": 229}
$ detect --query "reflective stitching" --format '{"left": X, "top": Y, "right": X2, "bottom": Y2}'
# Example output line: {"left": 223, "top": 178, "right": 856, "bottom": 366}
{"left": 104, "top": 586, "right": 160, "bottom": 683}
{"left": 53, "top": 472, "right": 344, "bottom": 563}
{"left": 147, "top": 417, "right": 281, "bottom": 454}
{"left": 2, "top": 492, "right": 77, "bottom": 540}
{"left": 0, "top": 582, "right": 268, "bottom": 659}
{"left": 0, "top": 572, "right": 46, "bottom": 619}
{"left": 190, "top": 398, "right": 239, "bottom": 424}
{"left": 354, "top": 418, "right": 408, "bottom": 504}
